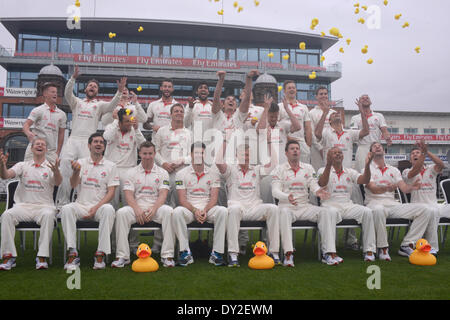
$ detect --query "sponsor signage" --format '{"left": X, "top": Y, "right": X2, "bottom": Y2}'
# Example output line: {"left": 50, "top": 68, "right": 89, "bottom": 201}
{"left": 2, "top": 87, "right": 37, "bottom": 97}
{"left": 0, "top": 87, "right": 4, "bottom": 96}
{"left": 0, "top": 117, "right": 27, "bottom": 129}
{"left": 14, "top": 52, "right": 326, "bottom": 72}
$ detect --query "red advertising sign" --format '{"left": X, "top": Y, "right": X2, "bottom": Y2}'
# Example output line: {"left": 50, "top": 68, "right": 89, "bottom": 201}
{"left": 14, "top": 52, "right": 326, "bottom": 72}
{"left": 390, "top": 134, "right": 450, "bottom": 141}
{"left": 0, "top": 87, "right": 4, "bottom": 96}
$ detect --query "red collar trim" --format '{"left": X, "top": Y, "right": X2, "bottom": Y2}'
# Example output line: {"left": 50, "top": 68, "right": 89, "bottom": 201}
{"left": 420, "top": 168, "right": 426, "bottom": 177}
{"left": 291, "top": 166, "right": 301, "bottom": 177}
{"left": 336, "top": 169, "right": 345, "bottom": 180}
{"left": 379, "top": 167, "right": 388, "bottom": 175}
{"left": 335, "top": 131, "right": 345, "bottom": 140}
{"left": 195, "top": 172, "right": 205, "bottom": 182}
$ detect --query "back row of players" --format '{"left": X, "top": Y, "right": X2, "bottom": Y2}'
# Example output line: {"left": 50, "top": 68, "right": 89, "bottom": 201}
{"left": 0, "top": 68, "right": 448, "bottom": 270}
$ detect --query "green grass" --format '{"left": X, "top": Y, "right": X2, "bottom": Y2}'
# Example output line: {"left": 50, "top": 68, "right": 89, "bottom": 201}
{"left": 1, "top": 201, "right": 449, "bottom": 300}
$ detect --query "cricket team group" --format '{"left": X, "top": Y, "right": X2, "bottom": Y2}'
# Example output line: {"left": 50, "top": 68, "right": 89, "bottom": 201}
{"left": 0, "top": 66, "right": 449, "bottom": 271}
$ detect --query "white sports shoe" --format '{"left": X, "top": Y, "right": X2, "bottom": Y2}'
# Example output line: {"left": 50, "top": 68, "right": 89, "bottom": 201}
{"left": 334, "top": 255, "right": 344, "bottom": 264}
{"left": 35, "top": 257, "right": 48, "bottom": 270}
{"left": 283, "top": 252, "right": 294, "bottom": 267}
{"left": 321, "top": 253, "right": 338, "bottom": 266}
{"left": 0, "top": 256, "right": 16, "bottom": 271}
{"left": 64, "top": 254, "right": 80, "bottom": 271}
{"left": 364, "top": 252, "right": 376, "bottom": 262}
{"left": 162, "top": 257, "right": 175, "bottom": 268}
{"left": 378, "top": 248, "right": 391, "bottom": 261}
{"left": 111, "top": 258, "right": 130, "bottom": 268}
{"left": 398, "top": 245, "right": 414, "bottom": 257}
{"left": 93, "top": 253, "right": 106, "bottom": 270}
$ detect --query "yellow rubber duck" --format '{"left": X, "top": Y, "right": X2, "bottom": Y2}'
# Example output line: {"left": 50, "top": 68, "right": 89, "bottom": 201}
{"left": 299, "top": 42, "right": 306, "bottom": 50}
{"left": 339, "top": 47, "right": 344, "bottom": 53}
{"left": 248, "top": 241, "right": 274, "bottom": 270}
{"left": 346, "top": 39, "right": 351, "bottom": 45}
{"left": 409, "top": 239, "right": 436, "bottom": 266}
{"left": 329, "top": 27, "right": 340, "bottom": 37}
{"left": 75, "top": 0, "right": 80, "bottom": 7}
{"left": 233, "top": 1, "right": 238, "bottom": 8}
{"left": 367, "top": 58, "right": 373, "bottom": 64}
{"left": 384, "top": 0, "right": 388, "bottom": 6}
{"left": 395, "top": 14, "right": 402, "bottom": 20}
{"left": 362, "top": 5, "right": 367, "bottom": 10}
{"left": 354, "top": 3, "right": 360, "bottom": 7}
{"left": 402, "top": 22, "right": 410, "bottom": 28}
{"left": 361, "top": 47, "right": 368, "bottom": 54}
{"left": 282, "top": 54, "right": 289, "bottom": 60}
{"left": 217, "top": 9, "right": 224, "bottom": 15}
{"left": 320, "top": 56, "right": 325, "bottom": 62}
{"left": 358, "top": 18, "right": 365, "bottom": 24}
{"left": 355, "top": 8, "right": 360, "bottom": 14}
{"left": 254, "top": 0, "right": 260, "bottom": 6}
{"left": 132, "top": 243, "right": 159, "bottom": 272}
{"left": 267, "top": 52, "right": 274, "bottom": 58}
{"left": 138, "top": 26, "right": 144, "bottom": 32}
{"left": 277, "top": 85, "right": 283, "bottom": 92}
{"left": 238, "top": 6, "right": 244, "bottom": 13}
{"left": 415, "top": 46, "right": 421, "bottom": 53}
{"left": 320, "top": 31, "right": 326, "bottom": 37}
{"left": 308, "top": 72, "right": 317, "bottom": 80}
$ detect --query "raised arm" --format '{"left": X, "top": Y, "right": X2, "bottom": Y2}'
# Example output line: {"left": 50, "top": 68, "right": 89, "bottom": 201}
{"left": 356, "top": 98, "right": 369, "bottom": 139}
{"left": 356, "top": 152, "right": 374, "bottom": 184}
{"left": 304, "top": 120, "right": 312, "bottom": 147}
{"left": 130, "top": 91, "right": 148, "bottom": 123}
{"left": 314, "top": 105, "right": 329, "bottom": 141}
{"left": 212, "top": 71, "right": 226, "bottom": 115}
{"left": 65, "top": 65, "right": 82, "bottom": 110}
{"left": 240, "top": 69, "right": 259, "bottom": 115}
{"left": 0, "top": 151, "right": 16, "bottom": 180}
{"left": 282, "top": 97, "right": 301, "bottom": 133}
{"left": 318, "top": 149, "right": 333, "bottom": 187}
{"left": 99, "top": 77, "right": 126, "bottom": 115}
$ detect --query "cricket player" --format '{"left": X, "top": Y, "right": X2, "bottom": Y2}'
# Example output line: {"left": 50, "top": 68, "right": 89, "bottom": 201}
{"left": 350, "top": 94, "right": 392, "bottom": 173}
{"left": 402, "top": 139, "right": 444, "bottom": 254}
{"left": 272, "top": 140, "right": 340, "bottom": 266}
{"left": 364, "top": 142, "right": 436, "bottom": 261}
{"left": 61, "top": 133, "right": 119, "bottom": 270}
{"left": 111, "top": 141, "right": 176, "bottom": 268}
{"left": 278, "top": 80, "right": 312, "bottom": 163}
{"left": 173, "top": 142, "right": 228, "bottom": 266}
{"left": 317, "top": 147, "right": 376, "bottom": 262}
{"left": 0, "top": 138, "right": 61, "bottom": 270}
{"left": 56, "top": 65, "right": 126, "bottom": 208}
{"left": 23, "top": 82, "right": 66, "bottom": 163}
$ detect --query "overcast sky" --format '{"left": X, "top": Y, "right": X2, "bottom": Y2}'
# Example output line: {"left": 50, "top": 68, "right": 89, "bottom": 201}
{"left": 1, "top": 0, "right": 449, "bottom": 112}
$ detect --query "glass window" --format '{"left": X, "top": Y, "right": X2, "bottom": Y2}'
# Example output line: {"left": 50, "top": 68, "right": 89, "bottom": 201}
{"left": 237, "top": 48, "right": 247, "bottom": 61}
{"left": 297, "top": 91, "right": 308, "bottom": 100}
{"left": 296, "top": 83, "right": 310, "bottom": 90}
{"left": 308, "top": 54, "right": 319, "bottom": 66}
{"left": 24, "top": 106, "right": 34, "bottom": 118}
{"left": 8, "top": 105, "right": 24, "bottom": 118}
{"left": 387, "top": 128, "right": 399, "bottom": 133}
{"left": 218, "top": 49, "right": 225, "bottom": 60}
{"left": 228, "top": 49, "right": 236, "bottom": 61}
{"left": 23, "top": 40, "right": 36, "bottom": 53}
{"left": 248, "top": 48, "right": 258, "bottom": 61}
{"left": 21, "top": 80, "right": 36, "bottom": 88}
{"left": 152, "top": 45, "right": 160, "bottom": 57}
{"left": 70, "top": 39, "right": 82, "bottom": 54}
{"left": 58, "top": 39, "right": 71, "bottom": 53}
{"left": 171, "top": 45, "right": 183, "bottom": 58}
{"left": 4, "top": 134, "right": 28, "bottom": 164}
{"left": 162, "top": 45, "right": 170, "bottom": 57}
{"left": 21, "top": 72, "right": 37, "bottom": 80}
{"left": 424, "top": 128, "right": 437, "bottom": 134}
{"left": 429, "top": 146, "right": 440, "bottom": 154}
{"left": 94, "top": 42, "right": 102, "bottom": 54}
{"left": 387, "top": 146, "right": 401, "bottom": 154}
{"left": 404, "top": 128, "right": 418, "bottom": 134}
{"left": 297, "top": 53, "right": 307, "bottom": 65}
{"left": 206, "top": 47, "right": 217, "bottom": 60}
{"left": 115, "top": 42, "right": 127, "bottom": 56}
{"left": 271, "top": 49, "right": 280, "bottom": 63}
{"left": 82, "top": 41, "right": 91, "bottom": 54}
{"left": 139, "top": 43, "right": 151, "bottom": 56}
{"left": 183, "top": 45, "right": 194, "bottom": 58}
{"left": 21, "top": 34, "right": 49, "bottom": 40}
{"left": 127, "top": 43, "right": 138, "bottom": 56}
{"left": 441, "top": 128, "right": 445, "bottom": 134}
{"left": 8, "top": 79, "right": 20, "bottom": 87}
{"left": 36, "top": 40, "right": 50, "bottom": 52}
{"left": 51, "top": 38, "right": 57, "bottom": 52}
{"left": 195, "top": 46, "right": 206, "bottom": 59}
{"left": 260, "top": 49, "right": 270, "bottom": 62}
{"left": 103, "top": 42, "right": 115, "bottom": 55}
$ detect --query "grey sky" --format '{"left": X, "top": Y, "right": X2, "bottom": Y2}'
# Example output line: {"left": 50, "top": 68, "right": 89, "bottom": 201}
{"left": 1, "top": 0, "right": 449, "bottom": 112}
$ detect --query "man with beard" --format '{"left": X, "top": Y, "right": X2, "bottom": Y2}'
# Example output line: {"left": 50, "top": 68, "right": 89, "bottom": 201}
{"left": 145, "top": 79, "right": 178, "bottom": 141}
{"left": 279, "top": 80, "right": 312, "bottom": 164}
{"left": 56, "top": 65, "right": 126, "bottom": 208}
{"left": 364, "top": 142, "right": 436, "bottom": 261}
{"left": 402, "top": 139, "right": 444, "bottom": 255}
{"left": 350, "top": 94, "right": 392, "bottom": 173}
{"left": 23, "top": 82, "right": 66, "bottom": 163}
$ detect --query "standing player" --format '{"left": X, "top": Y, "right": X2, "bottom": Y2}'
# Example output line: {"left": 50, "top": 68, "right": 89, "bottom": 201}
{"left": 56, "top": 65, "right": 126, "bottom": 208}
{"left": 173, "top": 142, "right": 228, "bottom": 266}
{"left": 350, "top": 94, "right": 392, "bottom": 173}
{"left": 364, "top": 142, "right": 436, "bottom": 260}
{"left": 101, "top": 87, "right": 147, "bottom": 127}
{"left": 0, "top": 139, "right": 61, "bottom": 270}
{"left": 184, "top": 82, "right": 214, "bottom": 141}
{"left": 23, "top": 82, "right": 66, "bottom": 163}
{"left": 308, "top": 86, "right": 336, "bottom": 171}
{"left": 144, "top": 79, "right": 178, "bottom": 141}
{"left": 279, "top": 80, "right": 312, "bottom": 163}
{"left": 318, "top": 147, "right": 376, "bottom": 261}
{"left": 272, "top": 141, "right": 339, "bottom": 267}
{"left": 61, "top": 133, "right": 119, "bottom": 270}
{"left": 103, "top": 108, "right": 146, "bottom": 209}
{"left": 112, "top": 141, "right": 176, "bottom": 268}
{"left": 402, "top": 139, "right": 445, "bottom": 254}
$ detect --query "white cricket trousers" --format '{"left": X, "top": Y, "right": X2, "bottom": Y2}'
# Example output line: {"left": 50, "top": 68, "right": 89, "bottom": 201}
{"left": 24, "top": 144, "right": 58, "bottom": 163}
{"left": 228, "top": 203, "right": 279, "bottom": 254}
{"left": 172, "top": 206, "right": 228, "bottom": 254}
{"left": 322, "top": 202, "right": 376, "bottom": 253}
{"left": 56, "top": 136, "right": 90, "bottom": 208}
{"left": 112, "top": 167, "right": 132, "bottom": 210}
{"left": 355, "top": 144, "right": 370, "bottom": 173}
{"left": 280, "top": 204, "right": 337, "bottom": 254}
{"left": 0, "top": 204, "right": 56, "bottom": 258}
{"left": 367, "top": 200, "right": 435, "bottom": 249}
{"left": 60, "top": 202, "right": 115, "bottom": 255}
{"left": 115, "top": 205, "right": 175, "bottom": 260}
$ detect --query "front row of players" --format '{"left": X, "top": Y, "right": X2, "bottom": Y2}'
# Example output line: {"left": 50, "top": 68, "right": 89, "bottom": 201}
{"left": 0, "top": 134, "right": 445, "bottom": 270}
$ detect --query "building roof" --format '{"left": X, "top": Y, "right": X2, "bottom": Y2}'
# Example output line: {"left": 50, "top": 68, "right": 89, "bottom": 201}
{"left": 0, "top": 17, "right": 338, "bottom": 51}
{"left": 344, "top": 109, "right": 450, "bottom": 117}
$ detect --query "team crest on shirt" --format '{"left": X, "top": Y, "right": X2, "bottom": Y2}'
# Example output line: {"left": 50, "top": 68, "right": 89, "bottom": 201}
{"left": 390, "top": 173, "right": 394, "bottom": 178}
{"left": 207, "top": 180, "right": 211, "bottom": 185}
{"left": 346, "top": 177, "right": 351, "bottom": 182}
{"left": 155, "top": 178, "right": 160, "bottom": 184}
{"left": 42, "top": 172, "right": 48, "bottom": 179}
{"left": 92, "top": 105, "right": 97, "bottom": 109}
{"left": 429, "top": 175, "right": 433, "bottom": 179}
{"left": 130, "top": 136, "right": 133, "bottom": 140}
{"left": 101, "top": 171, "right": 107, "bottom": 178}
{"left": 346, "top": 137, "right": 350, "bottom": 141}
{"left": 304, "top": 174, "right": 309, "bottom": 178}
{"left": 252, "top": 173, "right": 256, "bottom": 178}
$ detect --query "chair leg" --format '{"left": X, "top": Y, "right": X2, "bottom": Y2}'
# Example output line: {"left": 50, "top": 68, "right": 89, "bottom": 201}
{"left": 33, "top": 231, "right": 37, "bottom": 251}
{"left": 20, "top": 231, "right": 26, "bottom": 254}
{"left": 303, "top": 229, "right": 308, "bottom": 245}
{"left": 442, "top": 226, "right": 448, "bottom": 248}
{"left": 77, "top": 231, "right": 81, "bottom": 250}
{"left": 344, "top": 229, "right": 349, "bottom": 247}
{"left": 49, "top": 235, "right": 53, "bottom": 265}
{"left": 57, "top": 226, "right": 62, "bottom": 246}
{"left": 84, "top": 231, "right": 88, "bottom": 246}
{"left": 317, "top": 231, "right": 321, "bottom": 261}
